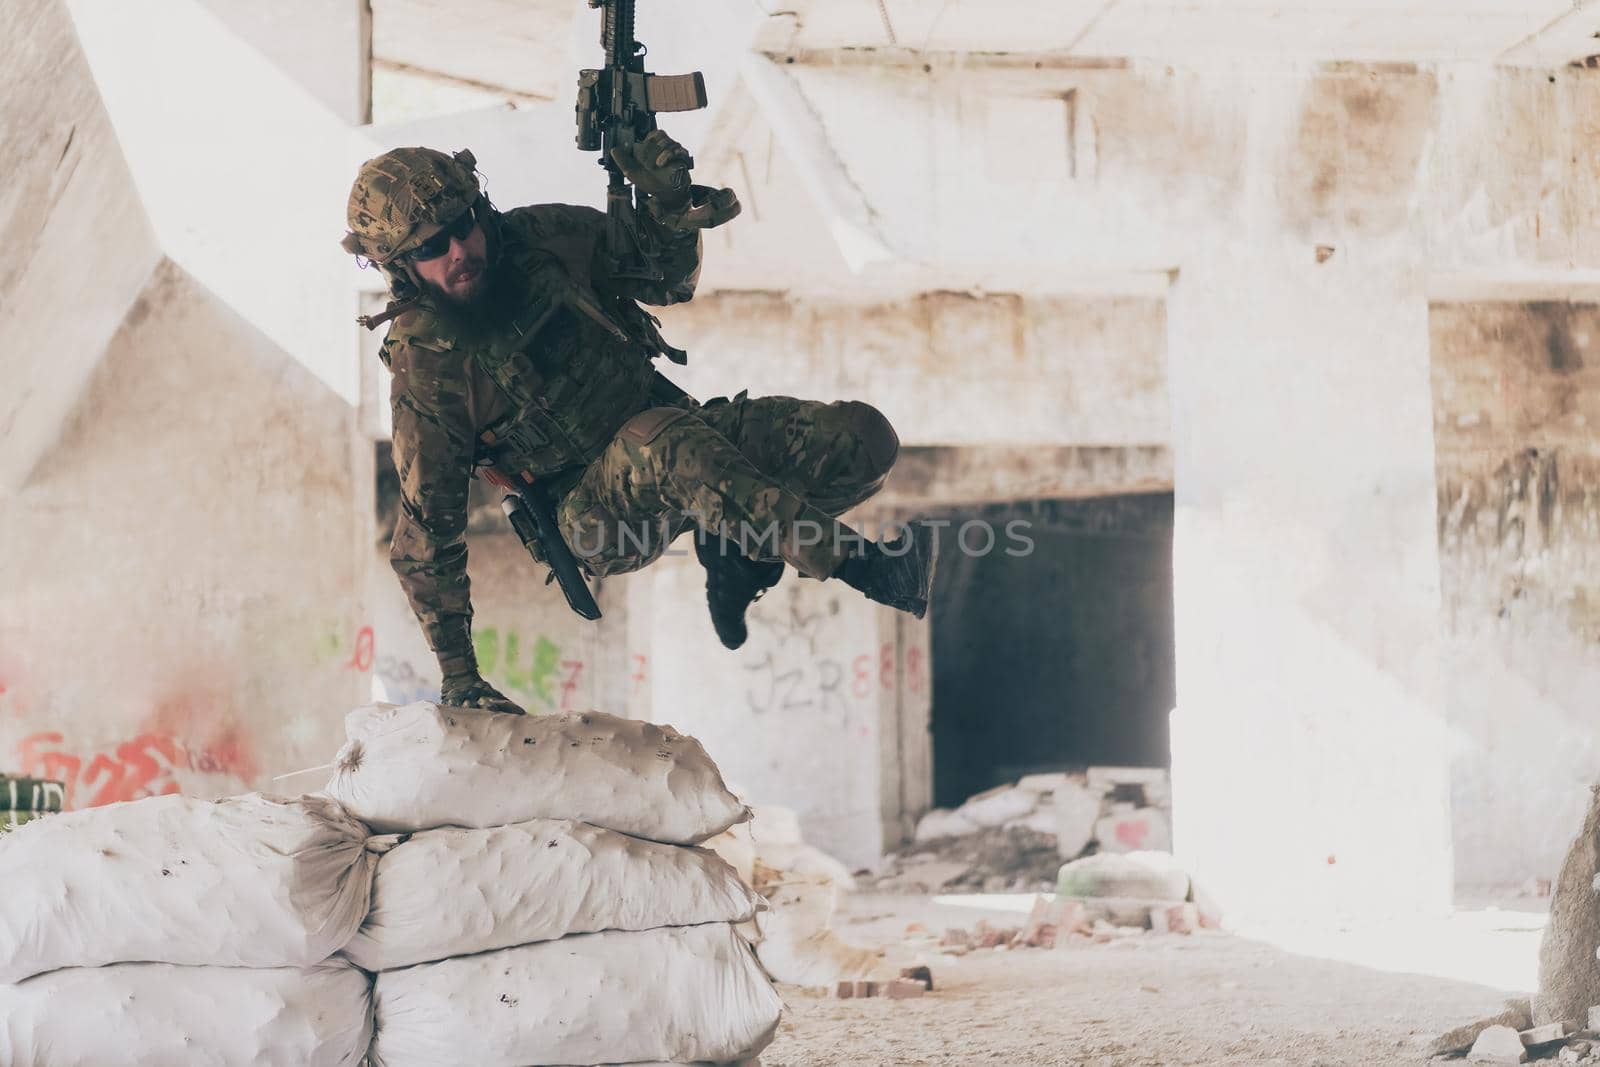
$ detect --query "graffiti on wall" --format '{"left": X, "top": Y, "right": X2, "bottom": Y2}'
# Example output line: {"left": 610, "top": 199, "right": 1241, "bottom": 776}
{"left": 745, "top": 592, "right": 928, "bottom": 722}
{"left": 474, "top": 627, "right": 571, "bottom": 710}
{"left": 374, "top": 655, "right": 441, "bottom": 705}
{"left": 16, "top": 728, "right": 258, "bottom": 810}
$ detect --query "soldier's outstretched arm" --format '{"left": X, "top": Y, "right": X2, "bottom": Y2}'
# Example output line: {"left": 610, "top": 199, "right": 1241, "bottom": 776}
{"left": 388, "top": 352, "right": 525, "bottom": 714}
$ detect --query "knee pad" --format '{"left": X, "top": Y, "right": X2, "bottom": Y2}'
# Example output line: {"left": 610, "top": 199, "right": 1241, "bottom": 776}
{"left": 618, "top": 406, "right": 695, "bottom": 448}
{"left": 841, "top": 401, "right": 900, "bottom": 476}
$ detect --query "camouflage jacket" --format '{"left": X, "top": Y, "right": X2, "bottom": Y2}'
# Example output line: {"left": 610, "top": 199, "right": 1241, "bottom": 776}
{"left": 384, "top": 202, "right": 702, "bottom": 658}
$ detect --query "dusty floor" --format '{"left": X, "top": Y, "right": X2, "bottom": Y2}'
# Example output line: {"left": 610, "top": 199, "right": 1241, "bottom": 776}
{"left": 761, "top": 892, "right": 1543, "bottom": 1067}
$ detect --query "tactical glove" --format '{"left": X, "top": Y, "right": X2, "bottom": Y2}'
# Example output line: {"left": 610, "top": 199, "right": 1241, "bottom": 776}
{"left": 439, "top": 669, "right": 527, "bottom": 716}
{"left": 609, "top": 129, "right": 695, "bottom": 207}
{"left": 436, "top": 641, "right": 526, "bottom": 715}
{"left": 609, "top": 131, "right": 742, "bottom": 230}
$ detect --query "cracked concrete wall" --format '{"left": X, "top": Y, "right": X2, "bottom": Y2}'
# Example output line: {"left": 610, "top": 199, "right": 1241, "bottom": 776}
{"left": 1432, "top": 302, "right": 1600, "bottom": 888}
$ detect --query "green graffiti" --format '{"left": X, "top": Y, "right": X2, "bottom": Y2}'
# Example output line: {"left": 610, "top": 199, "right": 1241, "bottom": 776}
{"left": 473, "top": 628, "right": 562, "bottom": 708}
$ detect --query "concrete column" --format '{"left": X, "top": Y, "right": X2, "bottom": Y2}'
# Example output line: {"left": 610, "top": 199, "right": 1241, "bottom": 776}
{"left": 1165, "top": 242, "right": 1452, "bottom": 919}
{"left": 640, "top": 550, "right": 931, "bottom": 871}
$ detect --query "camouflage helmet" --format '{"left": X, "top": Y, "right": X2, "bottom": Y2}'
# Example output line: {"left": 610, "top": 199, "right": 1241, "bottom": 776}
{"left": 341, "top": 147, "right": 481, "bottom": 264}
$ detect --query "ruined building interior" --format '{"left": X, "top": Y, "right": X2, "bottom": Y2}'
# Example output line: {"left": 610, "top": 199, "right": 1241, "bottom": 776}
{"left": 5, "top": 0, "right": 1600, "bottom": 1063}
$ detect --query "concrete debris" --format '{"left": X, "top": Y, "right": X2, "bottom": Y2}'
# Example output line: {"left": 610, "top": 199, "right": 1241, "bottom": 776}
{"left": 1021, "top": 895, "right": 1090, "bottom": 948}
{"left": 1149, "top": 902, "right": 1200, "bottom": 936}
{"left": 956, "top": 785, "right": 1038, "bottom": 829}
{"left": 886, "top": 978, "right": 926, "bottom": 999}
{"left": 1057, "top": 851, "right": 1191, "bottom": 902}
{"left": 908, "top": 766, "right": 1173, "bottom": 871}
{"left": 914, "top": 808, "right": 979, "bottom": 843}
{"left": 1052, "top": 780, "right": 1102, "bottom": 859}
{"left": 1429, "top": 998, "right": 1534, "bottom": 1057}
{"left": 1467, "top": 1025, "right": 1528, "bottom": 1064}
{"left": 1015, "top": 772, "right": 1070, "bottom": 795}
{"left": 1559, "top": 1040, "right": 1595, "bottom": 1064}
{"left": 1521, "top": 1022, "right": 1569, "bottom": 1046}
{"left": 873, "top": 826, "right": 1061, "bottom": 894}
{"left": 899, "top": 965, "right": 933, "bottom": 991}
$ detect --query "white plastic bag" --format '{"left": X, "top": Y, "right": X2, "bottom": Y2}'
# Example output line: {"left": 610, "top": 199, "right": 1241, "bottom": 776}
{"left": 345, "top": 818, "right": 761, "bottom": 971}
{"left": 326, "top": 703, "right": 750, "bottom": 843}
{"left": 0, "top": 959, "right": 372, "bottom": 1067}
{"left": 0, "top": 792, "right": 373, "bottom": 983}
{"left": 370, "top": 924, "right": 782, "bottom": 1067}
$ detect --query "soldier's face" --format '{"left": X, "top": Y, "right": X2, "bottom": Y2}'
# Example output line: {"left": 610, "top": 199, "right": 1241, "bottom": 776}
{"left": 410, "top": 218, "right": 490, "bottom": 306}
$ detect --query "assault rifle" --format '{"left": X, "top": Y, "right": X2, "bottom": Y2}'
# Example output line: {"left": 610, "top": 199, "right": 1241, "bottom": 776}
{"left": 574, "top": 0, "right": 709, "bottom": 282}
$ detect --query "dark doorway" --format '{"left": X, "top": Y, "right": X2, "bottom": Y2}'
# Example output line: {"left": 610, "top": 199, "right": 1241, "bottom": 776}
{"left": 929, "top": 494, "right": 1175, "bottom": 809}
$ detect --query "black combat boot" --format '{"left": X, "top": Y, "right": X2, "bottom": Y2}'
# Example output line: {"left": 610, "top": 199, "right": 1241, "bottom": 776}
{"left": 696, "top": 535, "right": 785, "bottom": 650}
{"left": 836, "top": 520, "right": 940, "bottom": 618}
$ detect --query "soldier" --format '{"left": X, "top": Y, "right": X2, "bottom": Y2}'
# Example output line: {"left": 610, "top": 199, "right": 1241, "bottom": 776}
{"left": 341, "top": 136, "right": 936, "bottom": 715}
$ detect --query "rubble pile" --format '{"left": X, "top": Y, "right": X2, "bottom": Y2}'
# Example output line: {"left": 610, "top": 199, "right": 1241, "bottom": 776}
{"left": 1433, "top": 788, "right": 1600, "bottom": 1064}
{"left": 0, "top": 701, "right": 783, "bottom": 1067}
{"left": 1429, "top": 999, "right": 1600, "bottom": 1064}
{"left": 873, "top": 766, "right": 1174, "bottom": 893}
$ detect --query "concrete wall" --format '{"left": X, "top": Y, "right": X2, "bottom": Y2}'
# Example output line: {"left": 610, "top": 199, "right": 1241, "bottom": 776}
{"left": 0, "top": 0, "right": 160, "bottom": 496}
{"left": 658, "top": 293, "right": 1171, "bottom": 449}
{"left": 636, "top": 551, "right": 931, "bottom": 870}
{"left": 1431, "top": 302, "right": 1600, "bottom": 888}
{"left": 0, "top": 262, "right": 368, "bottom": 804}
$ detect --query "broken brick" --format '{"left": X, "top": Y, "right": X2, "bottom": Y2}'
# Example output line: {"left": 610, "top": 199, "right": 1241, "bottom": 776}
{"left": 1521, "top": 1022, "right": 1567, "bottom": 1046}
{"left": 1150, "top": 902, "right": 1200, "bottom": 935}
{"left": 853, "top": 980, "right": 879, "bottom": 998}
{"left": 899, "top": 965, "right": 934, "bottom": 991}
{"left": 836, "top": 981, "right": 854, "bottom": 999}
{"left": 940, "top": 928, "right": 972, "bottom": 949}
{"left": 886, "top": 978, "right": 925, "bottom": 999}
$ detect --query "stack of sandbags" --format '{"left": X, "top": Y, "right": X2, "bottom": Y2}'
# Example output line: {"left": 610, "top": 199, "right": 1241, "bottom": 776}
{"left": 0, "top": 792, "right": 376, "bottom": 1066}
{"left": 0, "top": 774, "right": 63, "bottom": 834}
{"left": 326, "top": 702, "right": 784, "bottom": 1067}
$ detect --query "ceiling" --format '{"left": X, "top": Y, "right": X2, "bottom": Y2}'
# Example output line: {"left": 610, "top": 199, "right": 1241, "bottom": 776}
{"left": 369, "top": 0, "right": 1600, "bottom": 118}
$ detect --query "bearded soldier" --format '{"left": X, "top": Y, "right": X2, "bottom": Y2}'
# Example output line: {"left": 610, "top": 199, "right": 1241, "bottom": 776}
{"left": 341, "top": 136, "right": 936, "bottom": 715}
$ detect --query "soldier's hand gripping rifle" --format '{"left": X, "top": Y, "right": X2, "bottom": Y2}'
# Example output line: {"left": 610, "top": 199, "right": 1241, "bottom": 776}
{"left": 575, "top": 0, "right": 737, "bottom": 282}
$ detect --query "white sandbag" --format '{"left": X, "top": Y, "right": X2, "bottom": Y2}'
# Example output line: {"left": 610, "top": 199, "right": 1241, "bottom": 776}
{"left": 326, "top": 703, "right": 750, "bottom": 843}
{"left": 371, "top": 924, "right": 782, "bottom": 1067}
{"left": 0, "top": 791, "right": 373, "bottom": 984}
{"left": 0, "top": 959, "right": 372, "bottom": 1067}
{"left": 344, "top": 818, "right": 761, "bottom": 971}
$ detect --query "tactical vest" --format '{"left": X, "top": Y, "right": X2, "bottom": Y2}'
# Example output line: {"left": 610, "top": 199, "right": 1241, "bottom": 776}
{"left": 385, "top": 217, "right": 665, "bottom": 482}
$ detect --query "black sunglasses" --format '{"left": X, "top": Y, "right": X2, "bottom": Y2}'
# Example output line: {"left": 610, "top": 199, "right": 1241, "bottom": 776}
{"left": 404, "top": 208, "right": 477, "bottom": 263}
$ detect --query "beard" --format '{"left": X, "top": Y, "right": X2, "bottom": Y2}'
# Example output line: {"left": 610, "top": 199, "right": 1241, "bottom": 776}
{"left": 420, "top": 257, "right": 494, "bottom": 315}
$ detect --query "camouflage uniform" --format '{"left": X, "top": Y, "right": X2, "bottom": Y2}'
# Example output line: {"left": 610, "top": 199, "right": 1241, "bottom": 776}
{"left": 372, "top": 187, "right": 898, "bottom": 667}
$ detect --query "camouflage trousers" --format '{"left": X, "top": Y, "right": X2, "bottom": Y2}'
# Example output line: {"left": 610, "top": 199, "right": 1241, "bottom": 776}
{"left": 556, "top": 394, "right": 900, "bottom": 579}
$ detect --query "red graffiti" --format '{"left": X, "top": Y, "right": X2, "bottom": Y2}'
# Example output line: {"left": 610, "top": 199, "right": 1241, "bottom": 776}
{"left": 851, "top": 654, "right": 873, "bottom": 699}
{"left": 1113, "top": 818, "right": 1151, "bottom": 849}
{"left": 630, "top": 653, "right": 648, "bottom": 695}
{"left": 17, "top": 730, "right": 256, "bottom": 810}
{"left": 345, "top": 626, "right": 375, "bottom": 672}
{"left": 559, "top": 659, "right": 585, "bottom": 710}
{"left": 905, "top": 646, "right": 926, "bottom": 695}
{"left": 880, "top": 643, "right": 896, "bottom": 691}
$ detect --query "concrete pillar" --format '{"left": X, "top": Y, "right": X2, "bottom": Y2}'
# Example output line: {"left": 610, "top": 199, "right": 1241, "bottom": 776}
{"left": 1165, "top": 242, "right": 1452, "bottom": 919}
{"left": 638, "top": 550, "right": 931, "bottom": 870}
